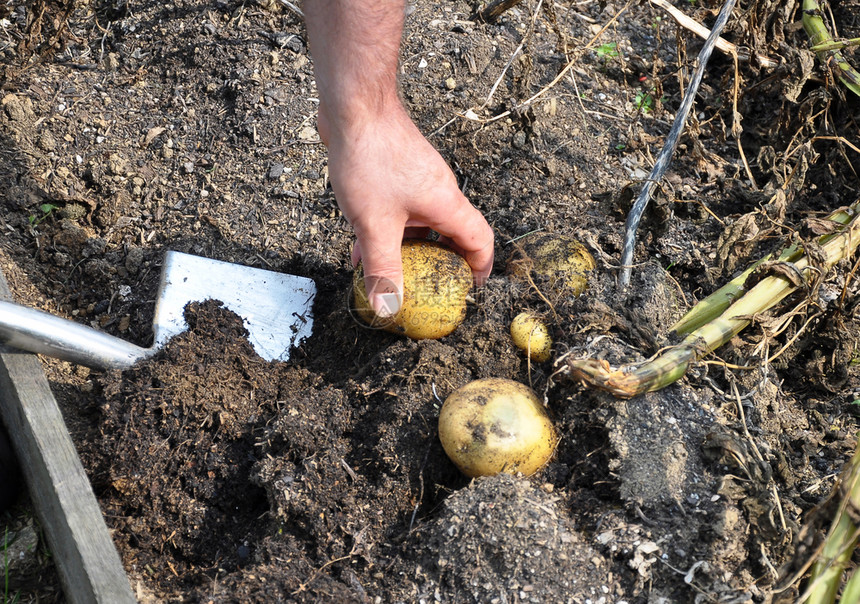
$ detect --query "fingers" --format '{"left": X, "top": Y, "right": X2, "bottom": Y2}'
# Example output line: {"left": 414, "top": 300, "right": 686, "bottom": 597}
{"left": 353, "top": 202, "right": 494, "bottom": 296}
{"left": 423, "top": 198, "right": 495, "bottom": 285}
{"left": 353, "top": 223, "right": 406, "bottom": 318}
{"left": 353, "top": 210, "right": 492, "bottom": 321}
{"left": 353, "top": 226, "right": 430, "bottom": 267}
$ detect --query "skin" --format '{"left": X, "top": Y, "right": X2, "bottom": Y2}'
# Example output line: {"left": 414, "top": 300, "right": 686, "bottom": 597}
{"left": 304, "top": 0, "right": 495, "bottom": 317}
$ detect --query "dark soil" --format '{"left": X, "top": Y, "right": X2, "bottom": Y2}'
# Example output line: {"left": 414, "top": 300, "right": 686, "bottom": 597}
{"left": 2, "top": 0, "right": 860, "bottom": 602}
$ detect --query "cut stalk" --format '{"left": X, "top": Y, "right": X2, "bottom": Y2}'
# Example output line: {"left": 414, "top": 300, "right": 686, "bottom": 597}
{"left": 563, "top": 207, "right": 860, "bottom": 398}
{"left": 670, "top": 255, "right": 772, "bottom": 337}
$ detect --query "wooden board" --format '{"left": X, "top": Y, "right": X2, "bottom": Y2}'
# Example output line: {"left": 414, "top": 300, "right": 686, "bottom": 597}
{"left": 0, "top": 269, "right": 135, "bottom": 604}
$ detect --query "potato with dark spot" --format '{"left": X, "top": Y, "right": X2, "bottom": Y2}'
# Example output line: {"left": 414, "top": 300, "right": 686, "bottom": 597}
{"left": 438, "top": 378, "right": 557, "bottom": 477}
{"left": 507, "top": 233, "right": 595, "bottom": 297}
{"left": 353, "top": 239, "right": 472, "bottom": 340}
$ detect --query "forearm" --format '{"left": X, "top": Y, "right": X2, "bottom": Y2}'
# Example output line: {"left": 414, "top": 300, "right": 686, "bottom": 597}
{"left": 303, "top": 0, "right": 495, "bottom": 297}
{"left": 304, "top": 0, "right": 407, "bottom": 136}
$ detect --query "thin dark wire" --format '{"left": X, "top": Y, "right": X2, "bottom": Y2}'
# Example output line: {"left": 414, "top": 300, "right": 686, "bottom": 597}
{"left": 619, "top": 0, "right": 739, "bottom": 287}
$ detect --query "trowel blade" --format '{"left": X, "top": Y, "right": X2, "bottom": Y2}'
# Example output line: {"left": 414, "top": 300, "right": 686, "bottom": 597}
{"left": 153, "top": 251, "right": 315, "bottom": 362}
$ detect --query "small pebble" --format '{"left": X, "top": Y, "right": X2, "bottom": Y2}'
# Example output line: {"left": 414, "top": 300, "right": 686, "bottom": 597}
{"left": 512, "top": 131, "right": 527, "bottom": 149}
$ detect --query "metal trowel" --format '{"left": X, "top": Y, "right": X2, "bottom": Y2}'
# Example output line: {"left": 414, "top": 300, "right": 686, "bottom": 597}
{"left": 0, "top": 250, "right": 316, "bottom": 369}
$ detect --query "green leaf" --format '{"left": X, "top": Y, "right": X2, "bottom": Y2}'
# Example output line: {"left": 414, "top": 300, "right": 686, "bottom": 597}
{"left": 596, "top": 42, "right": 619, "bottom": 58}
{"left": 635, "top": 91, "right": 654, "bottom": 112}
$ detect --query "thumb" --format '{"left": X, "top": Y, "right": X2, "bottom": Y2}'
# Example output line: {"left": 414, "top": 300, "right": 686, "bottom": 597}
{"left": 356, "top": 233, "right": 404, "bottom": 319}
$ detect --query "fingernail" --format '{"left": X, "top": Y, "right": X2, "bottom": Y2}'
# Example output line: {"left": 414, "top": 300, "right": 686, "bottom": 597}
{"left": 371, "top": 291, "right": 401, "bottom": 318}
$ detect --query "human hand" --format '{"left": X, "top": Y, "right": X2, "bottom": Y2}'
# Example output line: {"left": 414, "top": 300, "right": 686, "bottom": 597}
{"left": 319, "top": 103, "right": 494, "bottom": 318}
{"left": 304, "top": 0, "right": 493, "bottom": 318}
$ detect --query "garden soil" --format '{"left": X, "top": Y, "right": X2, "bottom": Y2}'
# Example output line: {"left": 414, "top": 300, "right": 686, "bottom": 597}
{"left": 1, "top": 0, "right": 860, "bottom": 602}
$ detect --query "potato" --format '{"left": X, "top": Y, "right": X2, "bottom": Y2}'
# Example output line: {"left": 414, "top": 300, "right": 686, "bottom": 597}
{"left": 353, "top": 239, "right": 472, "bottom": 340}
{"left": 507, "top": 233, "right": 595, "bottom": 296}
{"left": 439, "top": 378, "right": 557, "bottom": 477}
{"left": 510, "top": 312, "right": 552, "bottom": 362}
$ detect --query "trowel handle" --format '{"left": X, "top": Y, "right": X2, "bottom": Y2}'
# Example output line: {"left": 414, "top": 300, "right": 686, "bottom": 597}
{"left": 0, "top": 300, "right": 151, "bottom": 370}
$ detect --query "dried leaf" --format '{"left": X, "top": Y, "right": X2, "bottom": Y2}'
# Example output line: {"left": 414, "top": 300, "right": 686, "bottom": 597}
{"left": 801, "top": 217, "right": 841, "bottom": 237}
{"left": 752, "top": 261, "right": 806, "bottom": 288}
{"left": 717, "top": 213, "right": 760, "bottom": 273}
{"left": 143, "top": 126, "right": 166, "bottom": 147}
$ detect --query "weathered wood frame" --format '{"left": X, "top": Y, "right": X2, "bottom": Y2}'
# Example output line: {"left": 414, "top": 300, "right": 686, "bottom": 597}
{"left": 0, "top": 269, "right": 135, "bottom": 603}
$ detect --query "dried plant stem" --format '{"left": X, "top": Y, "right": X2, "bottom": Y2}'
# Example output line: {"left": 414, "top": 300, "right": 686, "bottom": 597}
{"left": 436, "top": 0, "right": 633, "bottom": 133}
{"left": 649, "top": 0, "right": 776, "bottom": 67}
{"left": 481, "top": 0, "right": 544, "bottom": 109}
{"left": 763, "top": 312, "right": 817, "bottom": 364}
{"left": 729, "top": 380, "right": 788, "bottom": 534}
{"left": 813, "top": 135, "right": 860, "bottom": 156}
{"left": 730, "top": 51, "right": 759, "bottom": 190}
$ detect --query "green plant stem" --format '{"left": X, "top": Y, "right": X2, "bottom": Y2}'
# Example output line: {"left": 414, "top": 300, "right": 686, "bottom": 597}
{"left": 806, "top": 443, "right": 860, "bottom": 604}
{"left": 807, "top": 513, "right": 857, "bottom": 604}
{"left": 564, "top": 208, "right": 860, "bottom": 397}
{"left": 802, "top": 0, "right": 860, "bottom": 97}
{"left": 670, "top": 255, "right": 772, "bottom": 336}
{"left": 841, "top": 566, "right": 860, "bottom": 604}
{"left": 811, "top": 36, "right": 860, "bottom": 53}
{"left": 671, "top": 202, "right": 860, "bottom": 337}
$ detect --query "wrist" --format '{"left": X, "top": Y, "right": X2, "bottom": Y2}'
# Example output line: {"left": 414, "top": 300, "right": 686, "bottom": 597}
{"left": 318, "top": 94, "right": 409, "bottom": 147}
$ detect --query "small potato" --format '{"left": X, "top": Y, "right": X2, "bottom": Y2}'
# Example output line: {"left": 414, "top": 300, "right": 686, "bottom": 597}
{"left": 353, "top": 239, "right": 472, "bottom": 340}
{"left": 507, "top": 233, "right": 595, "bottom": 296}
{"left": 439, "top": 378, "right": 557, "bottom": 477}
{"left": 510, "top": 312, "right": 552, "bottom": 362}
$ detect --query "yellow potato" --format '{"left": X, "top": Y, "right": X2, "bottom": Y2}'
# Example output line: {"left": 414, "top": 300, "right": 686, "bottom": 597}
{"left": 510, "top": 312, "right": 552, "bottom": 362}
{"left": 439, "top": 378, "right": 557, "bottom": 477}
{"left": 507, "top": 233, "right": 595, "bottom": 296}
{"left": 353, "top": 239, "right": 472, "bottom": 339}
